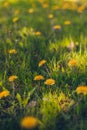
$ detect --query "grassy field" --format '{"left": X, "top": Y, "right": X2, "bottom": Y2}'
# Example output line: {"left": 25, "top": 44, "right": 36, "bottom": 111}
{"left": 0, "top": 0, "right": 87, "bottom": 130}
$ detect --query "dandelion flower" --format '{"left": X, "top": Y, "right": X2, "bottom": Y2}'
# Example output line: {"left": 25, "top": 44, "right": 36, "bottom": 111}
{"left": 14, "top": 9, "right": 20, "bottom": 15}
{"left": 0, "top": 90, "right": 10, "bottom": 99}
{"left": 77, "top": 5, "right": 85, "bottom": 13}
{"left": 64, "top": 20, "right": 71, "bottom": 25}
{"left": 62, "top": 3, "right": 70, "bottom": 10}
{"left": 42, "top": 3, "right": 49, "bottom": 8}
{"left": 12, "top": 17, "right": 19, "bottom": 23}
{"left": 38, "top": 60, "right": 46, "bottom": 67}
{"left": 68, "top": 59, "right": 77, "bottom": 67}
{"left": 35, "top": 31, "right": 41, "bottom": 36}
{"left": 76, "top": 86, "right": 87, "bottom": 95}
{"left": 8, "top": 75, "right": 18, "bottom": 82}
{"left": 8, "top": 49, "right": 17, "bottom": 54}
{"left": 48, "top": 14, "right": 54, "bottom": 19}
{"left": 28, "top": 8, "right": 34, "bottom": 13}
{"left": 44, "top": 78, "right": 55, "bottom": 86}
{"left": 34, "top": 75, "right": 44, "bottom": 81}
{"left": 20, "top": 116, "right": 39, "bottom": 129}
{"left": 3, "top": 2, "right": 9, "bottom": 7}
{"left": 53, "top": 25, "right": 61, "bottom": 30}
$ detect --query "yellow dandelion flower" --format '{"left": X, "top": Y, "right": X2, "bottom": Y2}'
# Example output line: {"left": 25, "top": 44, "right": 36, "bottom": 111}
{"left": 35, "top": 31, "right": 41, "bottom": 36}
{"left": 48, "top": 14, "right": 54, "bottom": 19}
{"left": 77, "top": 5, "right": 85, "bottom": 13}
{"left": 28, "top": 8, "right": 34, "bottom": 13}
{"left": 76, "top": 86, "right": 87, "bottom": 95}
{"left": 42, "top": 3, "right": 49, "bottom": 8}
{"left": 0, "top": 90, "right": 10, "bottom": 99}
{"left": 8, "top": 75, "right": 18, "bottom": 82}
{"left": 68, "top": 59, "right": 77, "bottom": 67}
{"left": 20, "top": 116, "right": 39, "bottom": 129}
{"left": 8, "top": 49, "right": 17, "bottom": 54}
{"left": 3, "top": 2, "right": 9, "bottom": 7}
{"left": 14, "top": 9, "right": 20, "bottom": 15}
{"left": 53, "top": 25, "right": 61, "bottom": 30}
{"left": 12, "top": 17, "right": 19, "bottom": 23}
{"left": 44, "top": 78, "right": 55, "bottom": 86}
{"left": 38, "top": 60, "right": 46, "bottom": 67}
{"left": 71, "top": 3, "right": 78, "bottom": 11}
{"left": 38, "top": 0, "right": 44, "bottom": 3}
{"left": 34, "top": 75, "right": 44, "bottom": 81}
{"left": 62, "top": 3, "right": 70, "bottom": 10}
{"left": 64, "top": 20, "right": 71, "bottom": 25}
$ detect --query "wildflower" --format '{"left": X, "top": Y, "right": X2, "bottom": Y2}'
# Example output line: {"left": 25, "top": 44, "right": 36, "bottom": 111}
{"left": 42, "top": 3, "right": 49, "bottom": 8}
{"left": 14, "top": 9, "right": 20, "bottom": 15}
{"left": 38, "top": 60, "right": 46, "bottom": 67}
{"left": 35, "top": 31, "right": 41, "bottom": 36}
{"left": 12, "top": 17, "right": 19, "bottom": 23}
{"left": 28, "top": 8, "right": 34, "bottom": 13}
{"left": 71, "top": 2, "right": 78, "bottom": 11}
{"left": 77, "top": 5, "right": 85, "bottom": 13}
{"left": 64, "top": 20, "right": 71, "bottom": 25}
{"left": 76, "top": 86, "right": 87, "bottom": 95}
{"left": 44, "top": 78, "right": 55, "bottom": 86}
{"left": 0, "top": 90, "right": 10, "bottom": 99}
{"left": 8, "top": 75, "right": 18, "bottom": 82}
{"left": 20, "top": 116, "right": 39, "bottom": 129}
{"left": 3, "top": 2, "right": 9, "bottom": 7}
{"left": 53, "top": 25, "right": 61, "bottom": 30}
{"left": 34, "top": 75, "right": 44, "bottom": 81}
{"left": 48, "top": 14, "right": 54, "bottom": 19}
{"left": 68, "top": 59, "right": 77, "bottom": 67}
{"left": 8, "top": 49, "right": 17, "bottom": 54}
{"left": 62, "top": 2, "right": 70, "bottom": 10}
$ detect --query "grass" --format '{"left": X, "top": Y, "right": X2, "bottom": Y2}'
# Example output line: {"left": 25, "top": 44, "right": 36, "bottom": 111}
{"left": 0, "top": 0, "right": 87, "bottom": 130}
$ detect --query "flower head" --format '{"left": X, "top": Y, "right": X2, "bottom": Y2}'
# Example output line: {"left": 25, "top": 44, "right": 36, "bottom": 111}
{"left": 12, "top": 17, "right": 19, "bottom": 23}
{"left": 68, "top": 59, "right": 77, "bottom": 67}
{"left": 77, "top": 5, "right": 85, "bottom": 13}
{"left": 53, "top": 25, "right": 61, "bottom": 30}
{"left": 62, "top": 3, "right": 70, "bottom": 10}
{"left": 64, "top": 20, "right": 71, "bottom": 25}
{"left": 28, "top": 8, "right": 34, "bottom": 13}
{"left": 44, "top": 78, "right": 55, "bottom": 86}
{"left": 8, "top": 49, "right": 17, "bottom": 54}
{"left": 48, "top": 14, "right": 54, "bottom": 19}
{"left": 38, "top": 60, "right": 46, "bottom": 67}
{"left": 3, "top": 2, "right": 9, "bottom": 7}
{"left": 34, "top": 75, "right": 44, "bottom": 81}
{"left": 42, "top": 3, "right": 49, "bottom": 8}
{"left": 20, "top": 116, "right": 39, "bottom": 129}
{"left": 35, "top": 31, "right": 41, "bottom": 36}
{"left": 76, "top": 86, "right": 87, "bottom": 95}
{"left": 8, "top": 75, "right": 18, "bottom": 82}
{"left": 14, "top": 9, "right": 20, "bottom": 15}
{"left": 0, "top": 90, "right": 10, "bottom": 99}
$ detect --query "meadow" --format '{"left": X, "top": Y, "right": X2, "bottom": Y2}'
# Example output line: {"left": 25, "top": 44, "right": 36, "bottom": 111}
{"left": 0, "top": 0, "right": 87, "bottom": 130}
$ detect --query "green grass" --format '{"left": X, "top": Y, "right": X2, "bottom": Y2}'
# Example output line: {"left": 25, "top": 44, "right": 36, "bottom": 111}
{"left": 0, "top": 0, "right": 87, "bottom": 130}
